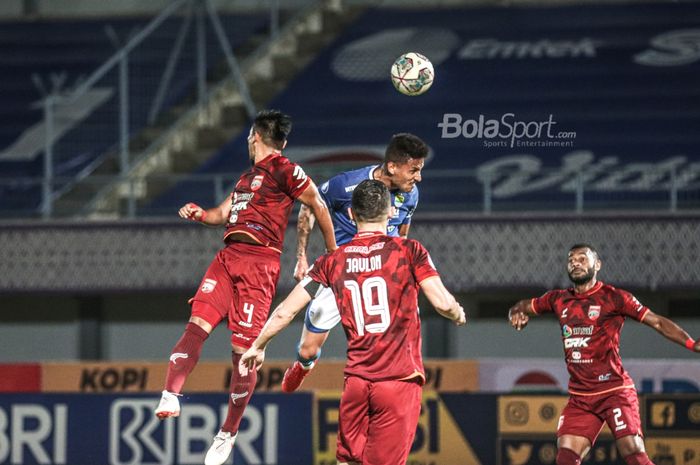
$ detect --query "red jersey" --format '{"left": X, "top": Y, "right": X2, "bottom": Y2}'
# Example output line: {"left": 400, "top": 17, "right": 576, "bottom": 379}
{"left": 308, "top": 231, "right": 439, "bottom": 382}
{"left": 223, "top": 153, "right": 310, "bottom": 251}
{"left": 532, "top": 281, "right": 650, "bottom": 395}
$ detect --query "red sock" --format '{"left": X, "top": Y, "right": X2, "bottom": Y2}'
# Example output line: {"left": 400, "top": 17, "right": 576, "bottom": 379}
{"left": 164, "top": 322, "right": 209, "bottom": 393}
{"left": 624, "top": 452, "right": 654, "bottom": 465}
{"left": 557, "top": 447, "right": 581, "bottom": 465}
{"left": 222, "top": 352, "right": 257, "bottom": 433}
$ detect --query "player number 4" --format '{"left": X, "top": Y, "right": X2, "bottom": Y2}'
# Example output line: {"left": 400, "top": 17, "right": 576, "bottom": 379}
{"left": 344, "top": 277, "right": 390, "bottom": 336}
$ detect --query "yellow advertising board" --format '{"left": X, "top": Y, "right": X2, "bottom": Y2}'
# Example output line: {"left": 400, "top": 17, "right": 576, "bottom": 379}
{"left": 314, "top": 390, "right": 485, "bottom": 465}
{"left": 40, "top": 359, "right": 478, "bottom": 393}
{"left": 498, "top": 395, "right": 612, "bottom": 436}
{"left": 645, "top": 438, "right": 700, "bottom": 465}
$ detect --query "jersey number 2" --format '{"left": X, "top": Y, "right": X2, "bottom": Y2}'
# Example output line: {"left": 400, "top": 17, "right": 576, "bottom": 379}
{"left": 344, "top": 277, "right": 390, "bottom": 336}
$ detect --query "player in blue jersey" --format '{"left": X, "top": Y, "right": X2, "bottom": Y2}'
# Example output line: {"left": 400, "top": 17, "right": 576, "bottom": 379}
{"left": 281, "top": 133, "right": 428, "bottom": 392}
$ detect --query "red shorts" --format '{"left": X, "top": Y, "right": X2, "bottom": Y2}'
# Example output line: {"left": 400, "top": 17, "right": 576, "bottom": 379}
{"left": 190, "top": 242, "right": 281, "bottom": 349}
{"left": 557, "top": 387, "right": 643, "bottom": 444}
{"left": 336, "top": 376, "right": 422, "bottom": 465}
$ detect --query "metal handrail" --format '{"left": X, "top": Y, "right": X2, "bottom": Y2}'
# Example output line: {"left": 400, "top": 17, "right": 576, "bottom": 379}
{"left": 2, "top": 168, "right": 698, "bottom": 217}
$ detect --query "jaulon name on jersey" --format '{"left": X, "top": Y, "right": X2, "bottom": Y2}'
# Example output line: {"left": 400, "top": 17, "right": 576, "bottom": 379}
{"left": 346, "top": 255, "right": 382, "bottom": 273}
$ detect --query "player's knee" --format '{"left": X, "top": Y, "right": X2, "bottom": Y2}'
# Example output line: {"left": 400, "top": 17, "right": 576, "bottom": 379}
{"left": 623, "top": 452, "right": 653, "bottom": 465}
{"left": 297, "top": 343, "right": 321, "bottom": 361}
{"left": 556, "top": 447, "right": 581, "bottom": 465}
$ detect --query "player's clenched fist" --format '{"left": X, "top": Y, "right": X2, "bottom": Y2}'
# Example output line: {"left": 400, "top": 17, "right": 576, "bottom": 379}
{"left": 179, "top": 202, "right": 207, "bottom": 222}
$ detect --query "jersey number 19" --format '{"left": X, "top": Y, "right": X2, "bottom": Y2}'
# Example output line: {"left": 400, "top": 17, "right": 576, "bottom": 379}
{"left": 344, "top": 277, "right": 390, "bottom": 336}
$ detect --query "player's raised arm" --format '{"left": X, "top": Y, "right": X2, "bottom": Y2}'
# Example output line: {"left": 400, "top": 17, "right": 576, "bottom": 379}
{"left": 419, "top": 277, "right": 466, "bottom": 326}
{"left": 294, "top": 204, "right": 317, "bottom": 281}
{"left": 178, "top": 193, "right": 232, "bottom": 226}
{"left": 297, "top": 181, "right": 337, "bottom": 253}
{"left": 508, "top": 299, "right": 536, "bottom": 331}
{"left": 641, "top": 310, "right": 700, "bottom": 352}
{"left": 240, "top": 279, "right": 316, "bottom": 369}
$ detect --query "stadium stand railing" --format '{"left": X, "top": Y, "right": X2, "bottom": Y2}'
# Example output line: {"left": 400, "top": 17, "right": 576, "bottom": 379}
{"left": 0, "top": 0, "right": 315, "bottom": 219}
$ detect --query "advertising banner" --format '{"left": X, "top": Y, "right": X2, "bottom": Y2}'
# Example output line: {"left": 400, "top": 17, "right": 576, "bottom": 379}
{"left": 0, "top": 393, "right": 312, "bottom": 465}
{"left": 314, "top": 390, "right": 497, "bottom": 465}
{"left": 479, "top": 358, "right": 700, "bottom": 393}
{"left": 39, "top": 360, "right": 478, "bottom": 393}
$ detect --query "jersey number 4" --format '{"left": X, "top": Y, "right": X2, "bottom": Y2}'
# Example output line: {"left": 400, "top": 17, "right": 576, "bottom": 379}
{"left": 344, "top": 277, "right": 390, "bottom": 336}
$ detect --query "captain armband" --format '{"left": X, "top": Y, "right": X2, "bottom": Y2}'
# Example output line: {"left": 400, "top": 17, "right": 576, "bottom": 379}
{"left": 300, "top": 276, "right": 322, "bottom": 298}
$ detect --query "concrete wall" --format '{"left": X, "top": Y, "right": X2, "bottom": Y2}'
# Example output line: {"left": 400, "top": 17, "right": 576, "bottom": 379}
{"left": 5, "top": 309, "right": 699, "bottom": 363}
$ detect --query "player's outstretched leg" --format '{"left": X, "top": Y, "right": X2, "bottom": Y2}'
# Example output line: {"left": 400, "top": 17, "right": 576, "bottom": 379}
{"left": 282, "top": 327, "right": 329, "bottom": 392}
{"left": 155, "top": 390, "right": 181, "bottom": 419}
{"left": 155, "top": 321, "right": 210, "bottom": 418}
{"left": 205, "top": 351, "right": 256, "bottom": 465}
{"left": 281, "top": 352, "right": 319, "bottom": 393}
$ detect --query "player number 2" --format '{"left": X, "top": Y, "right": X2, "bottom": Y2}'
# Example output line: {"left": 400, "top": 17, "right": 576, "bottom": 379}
{"left": 344, "top": 277, "right": 390, "bottom": 336}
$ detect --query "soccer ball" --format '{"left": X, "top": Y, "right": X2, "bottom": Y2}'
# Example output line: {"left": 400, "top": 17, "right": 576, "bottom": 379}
{"left": 390, "top": 52, "right": 434, "bottom": 96}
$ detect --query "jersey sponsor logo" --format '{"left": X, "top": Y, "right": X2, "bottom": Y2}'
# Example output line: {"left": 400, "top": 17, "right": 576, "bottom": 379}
{"left": 344, "top": 242, "right": 385, "bottom": 254}
{"left": 598, "top": 373, "right": 611, "bottom": 381}
{"left": 427, "top": 253, "right": 437, "bottom": 270}
{"left": 630, "top": 295, "right": 644, "bottom": 312}
{"left": 251, "top": 175, "right": 264, "bottom": 191}
{"left": 230, "top": 391, "right": 250, "bottom": 405}
{"left": 588, "top": 305, "right": 601, "bottom": 320}
{"left": 201, "top": 278, "right": 217, "bottom": 293}
{"left": 293, "top": 165, "right": 308, "bottom": 182}
{"left": 564, "top": 337, "right": 590, "bottom": 348}
{"left": 571, "top": 351, "right": 581, "bottom": 360}
{"left": 233, "top": 332, "right": 252, "bottom": 341}
{"left": 344, "top": 184, "right": 358, "bottom": 193}
{"left": 170, "top": 353, "right": 189, "bottom": 364}
{"left": 566, "top": 325, "right": 594, "bottom": 336}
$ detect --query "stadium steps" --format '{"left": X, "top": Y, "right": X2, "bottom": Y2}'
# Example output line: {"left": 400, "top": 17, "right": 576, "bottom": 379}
{"left": 81, "top": 2, "right": 365, "bottom": 219}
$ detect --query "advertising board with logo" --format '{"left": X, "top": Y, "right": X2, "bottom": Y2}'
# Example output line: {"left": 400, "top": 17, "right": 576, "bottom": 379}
{"left": 315, "top": 391, "right": 496, "bottom": 465}
{"left": 480, "top": 358, "right": 700, "bottom": 393}
{"left": 0, "top": 393, "right": 312, "bottom": 465}
{"left": 35, "top": 360, "right": 477, "bottom": 393}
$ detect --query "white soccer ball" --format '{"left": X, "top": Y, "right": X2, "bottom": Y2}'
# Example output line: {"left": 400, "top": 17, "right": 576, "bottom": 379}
{"left": 390, "top": 52, "right": 434, "bottom": 96}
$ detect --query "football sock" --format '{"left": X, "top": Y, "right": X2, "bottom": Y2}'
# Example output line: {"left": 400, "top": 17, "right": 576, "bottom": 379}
{"left": 624, "top": 452, "right": 654, "bottom": 465}
{"left": 296, "top": 345, "right": 320, "bottom": 368}
{"left": 556, "top": 447, "right": 581, "bottom": 465}
{"left": 164, "top": 322, "right": 208, "bottom": 394}
{"left": 222, "top": 352, "right": 258, "bottom": 433}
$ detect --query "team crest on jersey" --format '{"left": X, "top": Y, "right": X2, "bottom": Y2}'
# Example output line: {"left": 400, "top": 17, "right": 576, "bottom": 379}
{"left": 394, "top": 194, "right": 405, "bottom": 208}
{"left": 588, "top": 305, "right": 601, "bottom": 320}
{"left": 201, "top": 278, "right": 217, "bottom": 293}
{"left": 251, "top": 175, "right": 264, "bottom": 191}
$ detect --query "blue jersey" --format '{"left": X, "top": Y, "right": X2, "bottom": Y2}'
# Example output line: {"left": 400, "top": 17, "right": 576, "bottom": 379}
{"left": 319, "top": 165, "right": 419, "bottom": 245}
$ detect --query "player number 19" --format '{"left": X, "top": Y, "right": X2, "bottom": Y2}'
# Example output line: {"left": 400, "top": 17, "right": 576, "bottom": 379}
{"left": 344, "top": 277, "right": 390, "bottom": 336}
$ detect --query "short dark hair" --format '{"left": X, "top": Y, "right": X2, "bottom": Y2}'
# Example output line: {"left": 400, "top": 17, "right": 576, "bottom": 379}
{"left": 351, "top": 179, "right": 391, "bottom": 223}
{"left": 253, "top": 109, "right": 292, "bottom": 150}
{"left": 569, "top": 243, "right": 600, "bottom": 260}
{"left": 384, "top": 133, "right": 428, "bottom": 165}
